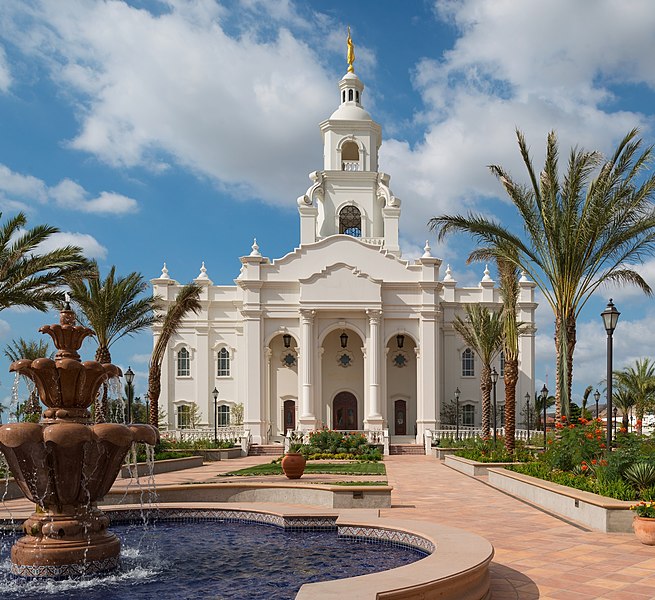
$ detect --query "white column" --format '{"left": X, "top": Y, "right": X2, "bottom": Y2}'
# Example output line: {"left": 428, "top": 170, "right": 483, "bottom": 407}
{"left": 264, "top": 347, "right": 272, "bottom": 443}
{"left": 242, "top": 310, "right": 264, "bottom": 443}
{"left": 417, "top": 310, "right": 439, "bottom": 437}
{"left": 298, "top": 309, "right": 317, "bottom": 430}
{"left": 366, "top": 309, "right": 384, "bottom": 429}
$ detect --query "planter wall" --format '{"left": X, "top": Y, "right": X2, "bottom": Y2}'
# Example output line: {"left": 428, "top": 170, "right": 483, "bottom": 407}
{"left": 120, "top": 455, "right": 204, "bottom": 479}
{"left": 487, "top": 467, "right": 633, "bottom": 533}
{"left": 431, "top": 448, "right": 457, "bottom": 460}
{"left": 445, "top": 455, "right": 522, "bottom": 476}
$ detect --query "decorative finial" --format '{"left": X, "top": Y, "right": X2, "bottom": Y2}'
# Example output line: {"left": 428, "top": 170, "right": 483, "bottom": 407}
{"left": 481, "top": 264, "right": 493, "bottom": 283}
{"left": 160, "top": 262, "right": 170, "bottom": 280}
{"left": 443, "top": 264, "right": 454, "bottom": 282}
{"left": 519, "top": 270, "right": 529, "bottom": 283}
{"left": 422, "top": 240, "right": 432, "bottom": 258}
{"left": 250, "top": 238, "right": 261, "bottom": 257}
{"left": 347, "top": 27, "right": 355, "bottom": 73}
{"left": 197, "top": 261, "right": 209, "bottom": 280}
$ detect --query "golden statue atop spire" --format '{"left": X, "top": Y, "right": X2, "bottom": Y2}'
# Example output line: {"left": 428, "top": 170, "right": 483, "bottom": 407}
{"left": 347, "top": 26, "right": 355, "bottom": 73}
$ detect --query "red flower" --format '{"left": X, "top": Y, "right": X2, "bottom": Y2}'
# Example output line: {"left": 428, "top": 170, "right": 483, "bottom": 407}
{"left": 600, "top": 443, "right": 606, "bottom": 448}
{"left": 581, "top": 464, "right": 588, "bottom": 471}
{"left": 591, "top": 459, "right": 597, "bottom": 465}
{"left": 569, "top": 424, "right": 575, "bottom": 429}
{"left": 561, "top": 415, "right": 567, "bottom": 421}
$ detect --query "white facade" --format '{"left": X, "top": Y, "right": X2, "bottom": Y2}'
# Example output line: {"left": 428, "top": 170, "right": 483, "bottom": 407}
{"left": 152, "top": 66, "right": 537, "bottom": 443}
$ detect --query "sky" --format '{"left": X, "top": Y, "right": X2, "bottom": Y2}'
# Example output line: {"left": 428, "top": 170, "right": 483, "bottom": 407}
{"left": 0, "top": 0, "right": 655, "bottom": 415}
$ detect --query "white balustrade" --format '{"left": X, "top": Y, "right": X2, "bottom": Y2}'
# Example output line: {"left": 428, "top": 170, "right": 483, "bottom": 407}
{"left": 342, "top": 161, "right": 360, "bottom": 171}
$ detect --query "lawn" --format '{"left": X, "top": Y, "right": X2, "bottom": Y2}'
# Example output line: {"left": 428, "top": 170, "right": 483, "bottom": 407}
{"left": 224, "top": 461, "right": 386, "bottom": 477}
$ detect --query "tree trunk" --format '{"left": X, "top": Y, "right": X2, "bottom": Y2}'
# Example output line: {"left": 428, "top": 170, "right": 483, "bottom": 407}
{"left": 565, "top": 314, "right": 577, "bottom": 419}
{"left": 94, "top": 345, "right": 112, "bottom": 423}
{"left": 554, "top": 315, "right": 562, "bottom": 422}
{"left": 504, "top": 359, "right": 519, "bottom": 453}
{"left": 148, "top": 365, "right": 161, "bottom": 429}
{"left": 480, "top": 364, "right": 491, "bottom": 439}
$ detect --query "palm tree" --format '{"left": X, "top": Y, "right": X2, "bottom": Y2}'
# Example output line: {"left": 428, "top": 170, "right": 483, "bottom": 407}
{"left": 612, "top": 387, "right": 635, "bottom": 431}
{"left": 497, "top": 259, "right": 521, "bottom": 453}
{"left": 613, "top": 358, "right": 655, "bottom": 434}
{"left": 430, "top": 129, "right": 655, "bottom": 419}
{"left": 452, "top": 304, "right": 504, "bottom": 438}
{"left": 534, "top": 392, "right": 556, "bottom": 430}
{"left": 68, "top": 263, "right": 160, "bottom": 422}
{"left": 4, "top": 337, "right": 54, "bottom": 421}
{"left": 148, "top": 284, "right": 202, "bottom": 428}
{"left": 0, "top": 212, "right": 92, "bottom": 312}
{"left": 581, "top": 385, "right": 594, "bottom": 419}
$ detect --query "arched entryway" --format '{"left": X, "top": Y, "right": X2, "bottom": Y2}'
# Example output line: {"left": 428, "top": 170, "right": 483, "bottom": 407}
{"left": 333, "top": 392, "right": 358, "bottom": 430}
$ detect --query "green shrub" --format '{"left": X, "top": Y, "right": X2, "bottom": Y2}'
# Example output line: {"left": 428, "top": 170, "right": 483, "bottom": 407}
{"left": 625, "top": 462, "right": 655, "bottom": 491}
{"left": 453, "top": 437, "right": 536, "bottom": 463}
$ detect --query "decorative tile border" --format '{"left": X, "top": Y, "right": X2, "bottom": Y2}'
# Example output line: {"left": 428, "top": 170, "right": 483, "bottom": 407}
{"left": 339, "top": 525, "right": 434, "bottom": 554}
{"left": 105, "top": 507, "right": 338, "bottom": 531}
{"left": 11, "top": 556, "right": 120, "bottom": 578}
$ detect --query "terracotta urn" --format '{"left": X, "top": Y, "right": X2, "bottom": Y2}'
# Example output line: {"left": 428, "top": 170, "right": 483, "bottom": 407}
{"left": 633, "top": 516, "right": 655, "bottom": 545}
{"left": 281, "top": 452, "right": 306, "bottom": 479}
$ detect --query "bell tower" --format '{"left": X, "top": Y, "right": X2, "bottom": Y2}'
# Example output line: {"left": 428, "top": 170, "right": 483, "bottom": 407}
{"left": 297, "top": 30, "right": 401, "bottom": 255}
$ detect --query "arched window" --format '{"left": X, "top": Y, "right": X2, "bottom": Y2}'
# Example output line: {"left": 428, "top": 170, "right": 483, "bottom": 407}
{"left": 217, "top": 405, "right": 230, "bottom": 427}
{"left": 217, "top": 348, "right": 230, "bottom": 377}
{"left": 462, "top": 348, "right": 475, "bottom": 377}
{"left": 339, "top": 205, "right": 361, "bottom": 237}
{"left": 177, "top": 347, "right": 190, "bottom": 377}
{"left": 348, "top": 89, "right": 353, "bottom": 101}
{"left": 462, "top": 404, "right": 475, "bottom": 426}
{"left": 342, "top": 90, "right": 345, "bottom": 103}
{"left": 355, "top": 90, "right": 360, "bottom": 103}
{"left": 177, "top": 405, "right": 191, "bottom": 429}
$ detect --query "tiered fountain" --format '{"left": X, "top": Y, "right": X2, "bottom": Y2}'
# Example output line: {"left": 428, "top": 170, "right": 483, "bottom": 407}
{"left": 0, "top": 303, "right": 157, "bottom": 577}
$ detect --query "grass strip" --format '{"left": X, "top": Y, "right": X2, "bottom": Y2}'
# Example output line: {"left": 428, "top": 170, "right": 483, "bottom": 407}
{"left": 224, "top": 462, "right": 386, "bottom": 477}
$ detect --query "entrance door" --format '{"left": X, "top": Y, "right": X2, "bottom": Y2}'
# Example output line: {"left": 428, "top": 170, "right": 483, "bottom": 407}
{"left": 333, "top": 392, "right": 358, "bottom": 430}
{"left": 283, "top": 400, "right": 296, "bottom": 433}
{"left": 394, "top": 400, "right": 407, "bottom": 435}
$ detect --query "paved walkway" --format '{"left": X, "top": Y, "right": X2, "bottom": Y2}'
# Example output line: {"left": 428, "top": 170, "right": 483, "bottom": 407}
{"left": 2, "top": 454, "right": 655, "bottom": 599}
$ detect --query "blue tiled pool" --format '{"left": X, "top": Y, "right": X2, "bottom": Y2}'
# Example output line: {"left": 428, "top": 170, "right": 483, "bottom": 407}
{"left": 1, "top": 520, "right": 427, "bottom": 599}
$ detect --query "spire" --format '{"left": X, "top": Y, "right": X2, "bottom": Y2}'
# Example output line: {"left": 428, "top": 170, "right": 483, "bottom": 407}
{"left": 250, "top": 238, "right": 261, "bottom": 257}
{"left": 347, "top": 27, "right": 355, "bottom": 73}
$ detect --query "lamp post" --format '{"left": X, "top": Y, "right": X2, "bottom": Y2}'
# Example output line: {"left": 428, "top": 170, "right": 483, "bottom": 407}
{"left": 601, "top": 299, "right": 620, "bottom": 451}
{"left": 541, "top": 384, "right": 548, "bottom": 451}
{"left": 144, "top": 391, "right": 149, "bottom": 425}
{"left": 525, "top": 392, "right": 531, "bottom": 444}
{"left": 491, "top": 367, "right": 499, "bottom": 443}
{"left": 212, "top": 387, "right": 219, "bottom": 445}
{"left": 594, "top": 389, "right": 600, "bottom": 420}
{"left": 124, "top": 366, "right": 134, "bottom": 424}
{"left": 613, "top": 406, "right": 618, "bottom": 439}
{"left": 454, "top": 387, "right": 461, "bottom": 441}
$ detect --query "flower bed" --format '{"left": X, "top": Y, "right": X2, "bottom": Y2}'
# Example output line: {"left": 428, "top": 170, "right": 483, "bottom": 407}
{"left": 299, "top": 430, "right": 382, "bottom": 462}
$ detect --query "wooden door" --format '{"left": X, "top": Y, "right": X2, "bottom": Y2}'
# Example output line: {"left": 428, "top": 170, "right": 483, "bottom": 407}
{"left": 333, "top": 392, "right": 358, "bottom": 430}
{"left": 394, "top": 400, "right": 407, "bottom": 435}
{"left": 283, "top": 400, "right": 296, "bottom": 433}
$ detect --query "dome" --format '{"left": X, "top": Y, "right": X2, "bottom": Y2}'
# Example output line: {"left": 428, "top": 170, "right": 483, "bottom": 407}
{"left": 329, "top": 104, "right": 372, "bottom": 121}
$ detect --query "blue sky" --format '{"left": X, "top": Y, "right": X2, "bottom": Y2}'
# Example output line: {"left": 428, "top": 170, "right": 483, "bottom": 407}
{"left": 0, "top": 0, "right": 655, "bottom": 414}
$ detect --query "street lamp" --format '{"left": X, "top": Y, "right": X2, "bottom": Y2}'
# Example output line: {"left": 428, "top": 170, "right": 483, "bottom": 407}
{"left": 124, "top": 366, "right": 134, "bottom": 424}
{"left": 525, "top": 392, "right": 531, "bottom": 444}
{"left": 491, "top": 367, "right": 499, "bottom": 443}
{"left": 454, "top": 387, "right": 461, "bottom": 441}
{"left": 212, "top": 387, "right": 219, "bottom": 445}
{"left": 541, "top": 384, "right": 548, "bottom": 451}
{"left": 594, "top": 389, "right": 600, "bottom": 420}
{"left": 601, "top": 299, "right": 620, "bottom": 451}
{"left": 613, "top": 406, "right": 618, "bottom": 440}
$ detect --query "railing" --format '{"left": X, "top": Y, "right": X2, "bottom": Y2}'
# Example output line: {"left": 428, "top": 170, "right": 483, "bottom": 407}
{"left": 360, "top": 237, "right": 384, "bottom": 246}
{"left": 285, "top": 429, "right": 390, "bottom": 455}
{"left": 426, "top": 428, "right": 545, "bottom": 445}
{"left": 342, "top": 161, "right": 360, "bottom": 171}
{"left": 161, "top": 426, "right": 246, "bottom": 444}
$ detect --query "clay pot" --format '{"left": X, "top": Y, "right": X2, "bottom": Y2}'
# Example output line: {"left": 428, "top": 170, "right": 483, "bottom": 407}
{"left": 281, "top": 452, "right": 306, "bottom": 479}
{"left": 633, "top": 516, "right": 655, "bottom": 545}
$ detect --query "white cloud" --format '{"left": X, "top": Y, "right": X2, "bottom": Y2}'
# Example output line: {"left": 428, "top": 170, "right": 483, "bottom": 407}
{"left": 0, "top": 166, "right": 138, "bottom": 215}
{"left": 380, "top": 0, "right": 655, "bottom": 243}
{"left": 0, "top": 1, "right": 340, "bottom": 204}
{"left": 129, "top": 353, "right": 151, "bottom": 364}
{"left": 0, "top": 45, "right": 10, "bottom": 92}
{"left": 38, "top": 232, "right": 107, "bottom": 260}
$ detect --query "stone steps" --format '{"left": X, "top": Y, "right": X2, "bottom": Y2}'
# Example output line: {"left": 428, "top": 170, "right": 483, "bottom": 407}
{"left": 248, "top": 444, "right": 285, "bottom": 457}
{"left": 389, "top": 444, "right": 425, "bottom": 455}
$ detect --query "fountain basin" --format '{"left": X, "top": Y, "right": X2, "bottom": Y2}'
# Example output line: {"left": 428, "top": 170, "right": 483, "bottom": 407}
{"left": 0, "top": 504, "right": 494, "bottom": 599}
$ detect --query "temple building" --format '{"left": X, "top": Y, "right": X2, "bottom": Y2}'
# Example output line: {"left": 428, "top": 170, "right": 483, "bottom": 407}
{"left": 151, "top": 38, "right": 536, "bottom": 445}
